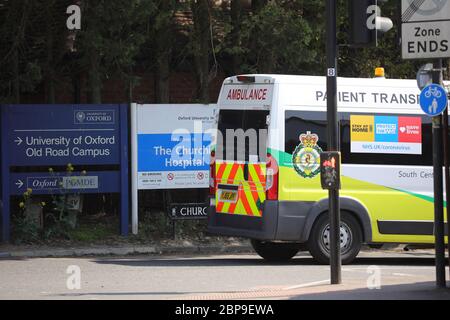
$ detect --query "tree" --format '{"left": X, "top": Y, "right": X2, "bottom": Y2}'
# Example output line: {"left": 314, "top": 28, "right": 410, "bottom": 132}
{"left": 0, "top": 0, "right": 431, "bottom": 105}
{"left": 74, "top": 0, "right": 156, "bottom": 103}
{"left": 0, "top": 0, "right": 44, "bottom": 103}
{"left": 153, "top": 0, "right": 176, "bottom": 103}
{"left": 190, "top": 0, "right": 213, "bottom": 103}
{"left": 338, "top": 0, "right": 420, "bottom": 79}
{"left": 239, "top": 1, "right": 318, "bottom": 74}
{"left": 229, "top": 0, "right": 243, "bottom": 74}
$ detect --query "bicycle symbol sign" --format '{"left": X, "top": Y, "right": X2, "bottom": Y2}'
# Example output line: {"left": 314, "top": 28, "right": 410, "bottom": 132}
{"left": 419, "top": 84, "right": 448, "bottom": 116}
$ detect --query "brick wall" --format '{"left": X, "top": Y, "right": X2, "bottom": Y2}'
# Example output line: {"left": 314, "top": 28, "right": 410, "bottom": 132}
{"left": 21, "top": 71, "right": 225, "bottom": 105}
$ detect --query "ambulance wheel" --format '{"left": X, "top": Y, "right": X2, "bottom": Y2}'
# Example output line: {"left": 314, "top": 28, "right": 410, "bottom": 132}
{"left": 251, "top": 240, "right": 301, "bottom": 262}
{"left": 307, "top": 211, "right": 362, "bottom": 265}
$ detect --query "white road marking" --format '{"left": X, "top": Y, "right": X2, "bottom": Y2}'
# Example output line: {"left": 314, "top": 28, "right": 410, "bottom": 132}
{"left": 283, "top": 279, "right": 330, "bottom": 291}
{"left": 392, "top": 273, "right": 416, "bottom": 277}
{"left": 338, "top": 266, "right": 442, "bottom": 271}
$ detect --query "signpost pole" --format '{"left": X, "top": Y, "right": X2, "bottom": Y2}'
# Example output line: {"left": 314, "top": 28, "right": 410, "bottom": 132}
{"left": 443, "top": 73, "right": 450, "bottom": 282}
{"left": 1, "top": 106, "right": 10, "bottom": 242}
{"left": 402, "top": 1, "right": 450, "bottom": 287}
{"left": 326, "top": 0, "right": 341, "bottom": 285}
{"left": 131, "top": 103, "right": 138, "bottom": 235}
{"left": 447, "top": 59, "right": 450, "bottom": 281}
{"left": 432, "top": 59, "right": 446, "bottom": 288}
{"left": 120, "top": 104, "right": 129, "bottom": 236}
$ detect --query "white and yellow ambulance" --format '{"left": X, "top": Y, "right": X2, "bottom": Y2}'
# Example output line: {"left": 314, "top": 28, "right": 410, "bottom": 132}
{"left": 207, "top": 74, "right": 449, "bottom": 264}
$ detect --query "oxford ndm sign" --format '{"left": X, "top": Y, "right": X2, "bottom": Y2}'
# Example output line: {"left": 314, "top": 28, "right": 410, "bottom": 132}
{"left": 1, "top": 104, "right": 129, "bottom": 242}
{"left": 401, "top": 0, "right": 450, "bottom": 59}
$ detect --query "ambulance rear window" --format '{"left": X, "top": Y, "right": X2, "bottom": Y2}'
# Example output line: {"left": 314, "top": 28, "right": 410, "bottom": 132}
{"left": 216, "top": 110, "right": 269, "bottom": 162}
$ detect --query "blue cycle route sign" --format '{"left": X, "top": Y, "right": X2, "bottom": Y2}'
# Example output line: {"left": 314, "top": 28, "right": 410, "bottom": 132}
{"left": 419, "top": 84, "right": 449, "bottom": 117}
{"left": 1, "top": 104, "right": 129, "bottom": 242}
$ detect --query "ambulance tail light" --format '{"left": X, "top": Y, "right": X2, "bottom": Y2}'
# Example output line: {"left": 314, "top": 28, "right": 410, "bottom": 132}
{"left": 209, "top": 150, "right": 216, "bottom": 196}
{"left": 266, "top": 153, "right": 278, "bottom": 200}
{"left": 236, "top": 75, "right": 255, "bottom": 83}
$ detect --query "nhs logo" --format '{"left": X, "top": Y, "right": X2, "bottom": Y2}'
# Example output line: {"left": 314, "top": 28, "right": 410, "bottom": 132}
{"left": 74, "top": 110, "right": 115, "bottom": 125}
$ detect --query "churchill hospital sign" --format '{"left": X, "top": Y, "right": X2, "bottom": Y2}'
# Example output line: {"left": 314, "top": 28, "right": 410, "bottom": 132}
{"left": 0, "top": 104, "right": 129, "bottom": 242}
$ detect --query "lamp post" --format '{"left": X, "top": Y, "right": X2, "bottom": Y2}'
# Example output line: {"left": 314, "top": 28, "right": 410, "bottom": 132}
{"left": 326, "top": 0, "right": 341, "bottom": 285}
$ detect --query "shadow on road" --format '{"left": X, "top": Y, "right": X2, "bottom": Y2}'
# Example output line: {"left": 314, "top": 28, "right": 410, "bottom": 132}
{"left": 56, "top": 291, "right": 189, "bottom": 298}
{"left": 353, "top": 256, "right": 440, "bottom": 266}
{"left": 93, "top": 254, "right": 442, "bottom": 268}
{"left": 55, "top": 281, "right": 450, "bottom": 300}
{"left": 289, "top": 281, "right": 450, "bottom": 300}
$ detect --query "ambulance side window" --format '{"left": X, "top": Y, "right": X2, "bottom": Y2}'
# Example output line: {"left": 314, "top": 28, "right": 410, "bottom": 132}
{"left": 284, "top": 111, "right": 328, "bottom": 154}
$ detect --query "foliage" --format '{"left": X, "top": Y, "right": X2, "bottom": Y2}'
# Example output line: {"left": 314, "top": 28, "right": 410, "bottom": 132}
{"left": 11, "top": 164, "right": 89, "bottom": 243}
{"left": 11, "top": 188, "right": 45, "bottom": 244}
{"left": 337, "top": 0, "right": 422, "bottom": 79}
{"left": 74, "top": 0, "right": 157, "bottom": 102}
{"left": 0, "top": 0, "right": 433, "bottom": 104}
{"left": 241, "top": 1, "right": 317, "bottom": 74}
{"left": 43, "top": 164, "right": 81, "bottom": 240}
{"left": 11, "top": 213, "right": 41, "bottom": 245}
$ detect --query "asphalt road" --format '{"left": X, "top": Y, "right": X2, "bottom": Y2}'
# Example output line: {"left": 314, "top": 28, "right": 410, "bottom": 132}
{"left": 0, "top": 250, "right": 449, "bottom": 300}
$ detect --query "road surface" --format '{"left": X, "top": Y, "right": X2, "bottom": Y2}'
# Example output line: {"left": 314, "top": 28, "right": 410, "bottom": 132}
{"left": 0, "top": 250, "right": 449, "bottom": 300}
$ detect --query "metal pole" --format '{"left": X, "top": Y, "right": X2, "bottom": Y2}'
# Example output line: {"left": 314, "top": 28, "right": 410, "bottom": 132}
{"left": 131, "top": 103, "right": 139, "bottom": 235}
{"left": 326, "top": 0, "right": 341, "bottom": 284}
{"left": 432, "top": 59, "right": 446, "bottom": 288}
{"left": 446, "top": 58, "right": 450, "bottom": 282}
{"left": 443, "top": 77, "right": 450, "bottom": 283}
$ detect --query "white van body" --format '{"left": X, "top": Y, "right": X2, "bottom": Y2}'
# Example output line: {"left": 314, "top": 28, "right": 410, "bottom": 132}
{"left": 208, "top": 74, "right": 448, "bottom": 263}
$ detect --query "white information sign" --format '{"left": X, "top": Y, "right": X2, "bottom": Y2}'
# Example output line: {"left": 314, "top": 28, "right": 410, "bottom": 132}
{"left": 401, "top": 0, "right": 450, "bottom": 59}
{"left": 132, "top": 104, "right": 217, "bottom": 190}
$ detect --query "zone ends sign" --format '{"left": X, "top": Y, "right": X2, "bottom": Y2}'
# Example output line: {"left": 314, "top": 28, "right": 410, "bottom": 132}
{"left": 403, "top": 23, "right": 450, "bottom": 59}
{"left": 401, "top": 0, "right": 450, "bottom": 59}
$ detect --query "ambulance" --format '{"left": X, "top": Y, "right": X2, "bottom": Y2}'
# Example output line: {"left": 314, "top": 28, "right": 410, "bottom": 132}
{"left": 207, "top": 74, "right": 449, "bottom": 264}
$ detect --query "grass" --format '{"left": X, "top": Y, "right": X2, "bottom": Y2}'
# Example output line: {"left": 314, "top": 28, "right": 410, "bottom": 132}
{"left": 69, "top": 223, "right": 116, "bottom": 242}
{"left": 11, "top": 208, "right": 218, "bottom": 246}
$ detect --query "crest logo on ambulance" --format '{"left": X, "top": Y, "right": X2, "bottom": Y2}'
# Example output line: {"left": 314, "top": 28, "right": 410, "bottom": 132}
{"left": 292, "top": 131, "right": 322, "bottom": 178}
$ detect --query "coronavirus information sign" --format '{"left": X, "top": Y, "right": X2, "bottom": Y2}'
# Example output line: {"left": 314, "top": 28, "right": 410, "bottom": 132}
{"left": 1, "top": 104, "right": 129, "bottom": 242}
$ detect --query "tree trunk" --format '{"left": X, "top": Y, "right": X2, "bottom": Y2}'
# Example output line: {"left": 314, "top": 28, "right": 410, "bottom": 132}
{"left": 191, "top": 0, "right": 210, "bottom": 103}
{"left": 88, "top": 50, "right": 101, "bottom": 103}
{"left": 447, "top": 59, "right": 450, "bottom": 79}
{"left": 12, "top": 47, "right": 20, "bottom": 104}
{"left": 251, "top": 0, "right": 268, "bottom": 12}
{"left": 230, "top": 0, "right": 242, "bottom": 74}
{"left": 154, "top": 1, "right": 172, "bottom": 103}
{"left": 251, "top": 0, "right": 273, "bottom": 73}
{"left": 155, "top": 54, "right": 170, "bottom": 103}
{"left": 45, "top": 29, "right": 55, "bottom": 104}
{"left": 127, "top": 66, "right": 133, "bottom": 103}
{"left": 43, "top": 0, "right": 56, "bottom": 103}
{"left": 72, "top": 73, "right": 81, "bottom": 103}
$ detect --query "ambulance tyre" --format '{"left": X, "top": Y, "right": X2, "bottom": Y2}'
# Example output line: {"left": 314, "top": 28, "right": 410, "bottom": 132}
{"left": 251, "top": 240, "right": 301, "bottom": 262}
{"left": 307, "top": 211, "right": 362, "bottom": 265}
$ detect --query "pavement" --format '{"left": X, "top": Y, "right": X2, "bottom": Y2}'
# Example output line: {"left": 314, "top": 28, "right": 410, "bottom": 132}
{"left": 0, "top": 237, "right": 413, "bottom": 259}
{"left": 0, "top": 239, "right": 254, "bottom": 258}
